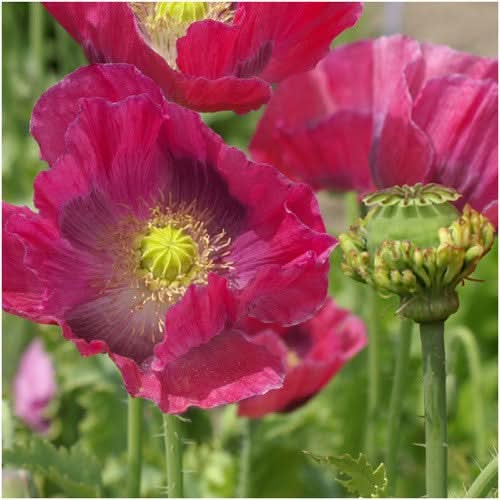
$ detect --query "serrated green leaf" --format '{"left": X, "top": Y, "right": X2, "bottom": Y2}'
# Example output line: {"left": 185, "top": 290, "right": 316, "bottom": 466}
{"left": 3, "top": 435, "right": 103, "bottom": 497}
{"left": 305, "top": 451, "right": 387, "bottom": 498}
{"left": 77, "top": 388, "right": 127, "bottom": 460}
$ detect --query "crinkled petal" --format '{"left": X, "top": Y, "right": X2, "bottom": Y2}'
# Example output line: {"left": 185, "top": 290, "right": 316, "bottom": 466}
{"left": 370, "top": 38, "right": 433, "bottom": 187}
{"left": 45, "top": 2, "right": 360, "bottom": 113}
{"left": 422, "top": 43, "right": 498, "bottom": 82}
{"left": 238, "top": 298, "right": 367, "bottom": 417}
{"left": 257, "top": 2, "right": 363, "bottom": 83}
{"left": 113, "top": 329, "right": 284, "bottom": 414}
{"left": 250, "top": 39, "right": 374, "bottom": 160}
{"left": 164, "top": 72, "right": 271, "bottom": 114}
{"left": 235, "top": 251, "right": 331, "bottom": 326}
{"left": 274, "top": 112, "right": 374, "bottom": 192}
{"left": 2, "top": 203, "right": 57, "bottom": 323}
{"left": 238, "top": 362, "right": 333, "bottom": 417}
{"left": 414, "top": 76, "right": 498, "bottom": 220}
{"left": 217, "top": 147, "right": 327, "bottom": 232}
{"left": 42, "top": 2, "right": 181, "bottom": 98}
{"left": 177, "top": 3, "right": 362, "bottom": 83}
{"left": 371, "top": 35, "right": 424, "bottom": 116}
{"left": 31, "top": 64, "right": 165, "bottom": 165}
{"left": 249, "top": 40, "right": 374, "bottom": 192}
{"left": 34, "top": 94, "right": 168, "bottom": 223}
{"left": 152, "top": 274, "right": 237, "bottom": 369}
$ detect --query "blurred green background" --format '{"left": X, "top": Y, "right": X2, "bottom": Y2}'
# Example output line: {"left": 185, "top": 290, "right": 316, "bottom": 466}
{"left": 2, "top": 3, "right": 498, "bottom": 498}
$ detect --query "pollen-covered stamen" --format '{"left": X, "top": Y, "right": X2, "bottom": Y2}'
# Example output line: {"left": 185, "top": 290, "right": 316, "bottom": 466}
{"left": 130, "top": 2, "right": 234, "bottom": 68}
{"left": 95, "top": 197, "right": 235, "bottom": 351}
{"left": 140, "top": 224, "right": 198, "bottom": 281}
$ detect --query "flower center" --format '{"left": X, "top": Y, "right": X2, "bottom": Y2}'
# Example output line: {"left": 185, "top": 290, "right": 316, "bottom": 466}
{"left": 139, "top": 224, "right": 198, "bottom": 282}
{"left": 130, "top": 2, "right": 234, "bottom": 69}
{"left": 154, "top": 2, "right": 208, "bottom": 23}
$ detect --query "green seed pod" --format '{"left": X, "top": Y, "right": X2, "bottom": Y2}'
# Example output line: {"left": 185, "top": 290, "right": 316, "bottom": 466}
{"left": 339, "top": 183, "right": 495, "bottom": 323}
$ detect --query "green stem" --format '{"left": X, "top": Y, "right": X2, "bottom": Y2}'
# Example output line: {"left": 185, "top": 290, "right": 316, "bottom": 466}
{"left": 465, "top": 455, "right": 498, "bottom": 498}
{"left": 163, "top": 414, "right": 183, "bottom": 498}
{"left": 127, "top": 396, "right": 144, "bottom": 498}
{"left": 420, "top": 321, "right": 448, "bottom": 498}
{"left": 364, "top": 291, "right": 380, "bottom": 461}
{"left": 237, "top": 419, "right": 253, "bottom": 497}
{"left": 386, "top": 319, "right": 413, "bottom": 495}
{"left": 29, "top": 2, "right": 44, "bottom": 79}
{"left": 448, "top": 326, "right": 487, "bottom": 461}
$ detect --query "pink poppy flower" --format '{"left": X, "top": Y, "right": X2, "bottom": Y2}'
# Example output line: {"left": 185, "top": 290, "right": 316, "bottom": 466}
{"left": 3, "top": 65, "right": 335, "bottom": 414}
{"left": 43, "top": 2, "right": 362, "bottom": 113}
{"left": 238, "top": 298, "right": 366, "bottom": 417}
{"left": 13, "top": 339, "right": 57, "bottom": 433}
{"left": 250, "top": 35, "right": 498, "bottom": 225}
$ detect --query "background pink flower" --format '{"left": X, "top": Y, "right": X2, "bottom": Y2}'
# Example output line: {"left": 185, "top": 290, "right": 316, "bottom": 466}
{"left": 13, "top": 339, "right": 57, "bottom": 433}
{"left": 44, "top": 2, "right": 362, "bottom": 113}
{"left": 250, "top": 35, "right": 498, "bottom": 225}
{"left": 4, "top": 64, "right": 335, "bottom": 414}
{"left": 238, "top": 298, "right": 367, "bottom": 418}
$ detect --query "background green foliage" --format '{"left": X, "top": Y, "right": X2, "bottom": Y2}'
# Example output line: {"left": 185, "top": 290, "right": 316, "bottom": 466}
{"left": 2, "top": 3, "right": 498, "bottom": 498}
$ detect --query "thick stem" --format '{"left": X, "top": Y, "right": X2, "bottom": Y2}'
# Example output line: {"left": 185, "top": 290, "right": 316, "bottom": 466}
{"left": 465, "top": 455, "right": 498, "bottom": 498}
{"left": 419, "top": 321, "right": 448, "bottom": 498}
{"left": 364, "top": 291, "right": 380, "bottom": 461}
{"left": 163, "top": 414, "right": 183, "bottom": 498}
{"left": 127, "top": 396, "right": 144, "bottom": 498}
{"left": 237, "top": 419, "right": 253, "bottom": 497}
{"left": 386, "top": 319, "right": 413, "bottom": 495}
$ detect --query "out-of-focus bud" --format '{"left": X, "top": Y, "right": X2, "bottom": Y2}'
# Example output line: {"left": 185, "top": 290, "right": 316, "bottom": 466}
{"left": 13, "top": 339, "right": 56, "bottom": 433}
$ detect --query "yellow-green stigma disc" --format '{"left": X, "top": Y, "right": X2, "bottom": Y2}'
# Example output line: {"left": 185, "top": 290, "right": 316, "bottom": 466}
{"left": 140, "top": 225, "right": 198, "bottom": 282}
{"left": 154, "top": 2, "right": 208, "bottom": 23}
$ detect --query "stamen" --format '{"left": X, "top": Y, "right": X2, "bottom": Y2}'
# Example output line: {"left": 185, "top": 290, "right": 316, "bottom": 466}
{"left": 94, "top": 198, "right": 234, "bottom": 343}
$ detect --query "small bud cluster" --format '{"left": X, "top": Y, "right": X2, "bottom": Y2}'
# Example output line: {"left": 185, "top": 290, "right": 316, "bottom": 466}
{"left": 340, "top": 185, "right": 495, "bottom": 323}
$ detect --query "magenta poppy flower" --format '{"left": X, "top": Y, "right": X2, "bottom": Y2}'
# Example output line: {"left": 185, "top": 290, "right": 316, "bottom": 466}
{"left": 43, "top": 2, "right": 362, "bottom": 113}
{"left": 237, "top": 298, "right": 366, "bottom": 418}
{"left": 250, "top": 35, "right": 498, "bottom": 225}
{"left": 3, "top": 64, "right": 335, "bottom": 414}
{"left": 13, "top": 339, "right": 57, "bottom": 433}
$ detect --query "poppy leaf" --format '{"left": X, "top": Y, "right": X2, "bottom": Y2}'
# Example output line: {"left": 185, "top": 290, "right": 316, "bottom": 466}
{"left": 304, "top": 451, "right": 387, "bottom": 498}
{"left": 3, "top": 436, "right": 103, "bottom": 497}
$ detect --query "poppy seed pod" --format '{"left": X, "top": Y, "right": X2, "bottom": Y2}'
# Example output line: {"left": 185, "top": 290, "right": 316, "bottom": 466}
{"left": 339, "top": 184, "right": 495, "bottom": 323}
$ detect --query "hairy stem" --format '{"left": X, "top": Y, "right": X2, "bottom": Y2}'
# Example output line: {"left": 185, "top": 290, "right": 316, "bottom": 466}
{"left": 365, "top": 291, "right": 380, "bottom": 461}
{"left": 465, "top": 455, "right": 498, "bottom": 498}
{"left": 163, "top": 414, "right": 183, "bottom": 498}
{"left": 127, "top": 396, "right": 144, "bottom": 498}
{"left": 420, "top": 321, "right": 448, "bottom": 498}
{"left": 386, "top": 319, "right": 413, "bottom": 495}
